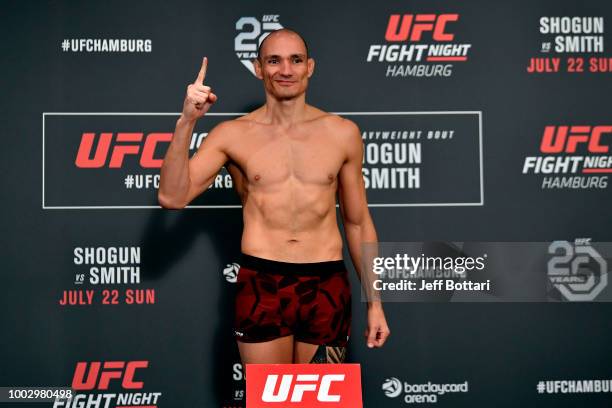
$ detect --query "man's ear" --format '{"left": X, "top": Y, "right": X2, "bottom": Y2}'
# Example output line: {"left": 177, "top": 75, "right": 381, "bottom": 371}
{"left": 253, "top": 58, "right": 263, "bottom": 80}
{"left": 307, "top": 58, "right": 315, "bottom": 78}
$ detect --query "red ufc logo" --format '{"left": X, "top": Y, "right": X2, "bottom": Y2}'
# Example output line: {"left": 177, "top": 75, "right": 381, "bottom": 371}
{"left": 246, "top": 364, "right": 362, "bottom": 407}
{"left": 540, "top": 126, "right": 611, "bottom": 153}
{"left": 75, "top": 132, "right": 172, "bottom": 168}
{"left": 385, "top": 14, "right": 458, "bottom": 42}
{"left": 262, "top": 374, "right": 344, "bottom": 402}
{"left": 71, "top": 361, "right": 148, "bottom": 390}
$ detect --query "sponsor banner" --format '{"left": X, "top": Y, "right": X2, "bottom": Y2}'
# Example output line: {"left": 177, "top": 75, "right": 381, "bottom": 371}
{"left": 43, "top": 112, "right": 482, "bottom": 209}
{"left": 246, "top": 364, "right": 362, "bottom": 408}
{"left": 361, "top": 240, "right": 611, "bottom": 302}
{"left": 53, "top": 360, "right": 162, "bottom": 408}
{"left": 382, "top": 377, "right": 469, "bottom": 405}
{"left": 367, "top": 13, "right": 473, "bottom": 78}
{"left": 522, "top": 125, "right": 611, "bottom": 190}
{"left": 42, "top": 113, "right": 236, "bottom": 209}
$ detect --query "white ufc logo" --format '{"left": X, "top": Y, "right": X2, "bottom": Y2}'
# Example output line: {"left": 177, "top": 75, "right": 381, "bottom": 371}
{"left": 262, "top": 374, "right": 345, "bottom": 402}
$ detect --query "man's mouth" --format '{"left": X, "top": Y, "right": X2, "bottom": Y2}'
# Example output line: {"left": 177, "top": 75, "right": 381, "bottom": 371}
{"left": 275, "top": 79, "right": 296, "bottom": 86}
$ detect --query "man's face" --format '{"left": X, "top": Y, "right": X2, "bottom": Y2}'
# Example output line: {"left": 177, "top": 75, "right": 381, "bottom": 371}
{"left": 255, "top": 32, "right": 315, "bottom": 100}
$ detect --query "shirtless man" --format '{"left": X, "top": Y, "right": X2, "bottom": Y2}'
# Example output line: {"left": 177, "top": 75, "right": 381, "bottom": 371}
{"left": 158, "top": 28, "right": 390, "bottom": 364}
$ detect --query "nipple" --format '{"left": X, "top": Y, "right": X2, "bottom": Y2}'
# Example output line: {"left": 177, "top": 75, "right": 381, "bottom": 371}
{"left": 254, "top": 174, "right": 261, "bottom": 181}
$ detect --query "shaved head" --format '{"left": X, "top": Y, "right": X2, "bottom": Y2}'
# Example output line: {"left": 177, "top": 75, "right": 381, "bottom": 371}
{"left": 257, "top": 28, "right": 309, "bottom": 61}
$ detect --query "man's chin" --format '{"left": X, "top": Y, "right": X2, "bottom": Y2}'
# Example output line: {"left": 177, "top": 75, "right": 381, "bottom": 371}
{"left": 270, "top": 87, "right": 306, "bottom": 101}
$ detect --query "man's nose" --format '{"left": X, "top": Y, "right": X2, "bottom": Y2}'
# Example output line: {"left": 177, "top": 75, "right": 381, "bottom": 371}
{"left": 279, "top": 60, "right": 292, "bottom": 76}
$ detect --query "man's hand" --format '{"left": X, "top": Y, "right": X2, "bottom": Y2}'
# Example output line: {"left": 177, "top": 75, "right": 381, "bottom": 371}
{"left": 365, "top": 305, "right": 390, "bottom": 348}
{"left": 182, "top": 57, "right": 218, "bottom": 122}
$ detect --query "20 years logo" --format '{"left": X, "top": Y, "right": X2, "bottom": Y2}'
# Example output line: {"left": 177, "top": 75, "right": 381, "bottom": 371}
{"left": 235, "top": 15, "right": 283, "bottom": 76}
{"left": 548, "top": 239, "right": 608, "bottom": 301}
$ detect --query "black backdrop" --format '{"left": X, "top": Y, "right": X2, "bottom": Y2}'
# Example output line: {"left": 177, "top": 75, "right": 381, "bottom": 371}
{"left": 2, "top": 0, "right": 612, "bottom": 407}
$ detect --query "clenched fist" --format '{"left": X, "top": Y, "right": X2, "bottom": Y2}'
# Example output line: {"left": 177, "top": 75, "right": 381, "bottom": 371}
{"left": 182, "top": 57, "right": 218, "bottom": 121}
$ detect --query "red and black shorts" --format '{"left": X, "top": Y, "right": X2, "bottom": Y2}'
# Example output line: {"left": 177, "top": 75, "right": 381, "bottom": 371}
{"left": 233, "top": 253, "right": 352, "bottom": 347}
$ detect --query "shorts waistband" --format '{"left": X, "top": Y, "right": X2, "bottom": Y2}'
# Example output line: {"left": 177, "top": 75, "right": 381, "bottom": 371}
{"left": 240, "top": 253, "right": 346, "bottom": 275}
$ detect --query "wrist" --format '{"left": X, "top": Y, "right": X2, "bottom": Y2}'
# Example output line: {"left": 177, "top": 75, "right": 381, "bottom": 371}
{"left": 367, "top": 300, "right": 383, "bottom": 311}
{"left": 177, "top": 114, "right": 197, "bottom": 127}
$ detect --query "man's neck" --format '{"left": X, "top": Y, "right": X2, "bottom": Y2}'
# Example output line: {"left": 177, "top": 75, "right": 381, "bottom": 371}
{"left": 262, "top": 93, "right": 308, "bottom": 127}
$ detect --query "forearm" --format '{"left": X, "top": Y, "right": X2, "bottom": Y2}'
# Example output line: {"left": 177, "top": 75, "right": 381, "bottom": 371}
{"left": 344, "top": 217, "right": 382, "bottom": 309}
{"left": 158, "top": 115, "right": 196, "bottom": 207}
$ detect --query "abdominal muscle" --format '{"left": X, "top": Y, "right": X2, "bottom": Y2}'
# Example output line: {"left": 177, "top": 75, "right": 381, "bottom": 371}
{"left": 240, "top": 181, "right": 344, "bottom": 263}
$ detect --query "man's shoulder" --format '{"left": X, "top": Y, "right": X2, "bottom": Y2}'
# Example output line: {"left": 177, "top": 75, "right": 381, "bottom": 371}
{"left": 309, "top": 112, "right": 362, "bottom": 160}
{"left": 201, "top": 119, "right": 248, "bottom": 152}
{"left": 319, "top": 114, "right": 361, "bottom": 145}
{"left": 310, "top": 109, "right": 360, "bottom": 134}
{"left": 208, "top": 116, "right": 252, "bottom": 136}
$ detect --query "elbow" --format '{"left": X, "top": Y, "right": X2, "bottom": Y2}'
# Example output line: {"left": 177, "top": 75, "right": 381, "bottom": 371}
{"left": 157, "top": 191, "right": 186, "bottom": 209}
{"left": 343, "top": 212, "right": 367, "bottom": 230}
{"left": 343, "top": 219, "right": 364, "bottom": 237}
{"left": 344, "top": 216, "right": 377, "bottom": 240}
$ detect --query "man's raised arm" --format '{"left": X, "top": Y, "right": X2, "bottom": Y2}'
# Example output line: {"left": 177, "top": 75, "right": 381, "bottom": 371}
{"left": 158, "top": 57, "right": 227, "bottom": 209}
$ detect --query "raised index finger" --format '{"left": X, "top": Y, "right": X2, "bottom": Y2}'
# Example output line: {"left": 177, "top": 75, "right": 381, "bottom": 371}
{"left": 195, "top": 56, "right": 208, "bottom": 84}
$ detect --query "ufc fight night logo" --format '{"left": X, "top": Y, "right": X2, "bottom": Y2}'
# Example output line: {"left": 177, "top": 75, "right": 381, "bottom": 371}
{"left": 522, "top": 125, "right": 612, "bottom": 189}
{"left": 548, "top": 239, "right": 608, "bottom": 301}
{"left": 53, "top": 360, "right": 163, "bottom": 408}
{"left": 246, "top": 364, "right": 362, "bottom": 407}
{"left": 235, "top": 15, "right": 283, "bottom": 76}
{"left": 366, "top": 14, "right": 472, "bottom": 78}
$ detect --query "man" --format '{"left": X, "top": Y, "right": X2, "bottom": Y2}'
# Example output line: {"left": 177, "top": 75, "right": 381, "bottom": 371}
{"left": 158, "top": 28, "right": 389, "bottom": 364}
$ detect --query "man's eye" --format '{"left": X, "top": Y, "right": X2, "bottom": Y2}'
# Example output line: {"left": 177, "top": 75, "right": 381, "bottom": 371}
{"left": 293, "top": 58, "right": 303, "bottom": 63}
{"left": 268, "top": 59, "right": 278, "bottom": 64}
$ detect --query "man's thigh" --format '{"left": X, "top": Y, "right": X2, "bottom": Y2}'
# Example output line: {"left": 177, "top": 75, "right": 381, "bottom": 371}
{"left": 293, "top": 341, "right": 347, "bottom": 364}
{"left": 237, "top": 335, "right": 294, "bottom": 364}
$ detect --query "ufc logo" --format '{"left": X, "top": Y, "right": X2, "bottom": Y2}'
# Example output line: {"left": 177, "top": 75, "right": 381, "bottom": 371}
{"left": 262, "top": 374, "right": 345, "bottom": 403}
{"left": 540, "top": 126, "right": 611, "bottom": 153}
{"left": 247, "top": 364, "right": 362, "bottom": 408}
{"left": 385, "top": 14, "right": 458, "bottom": 42}
{"left": 75, "top": 132, "right": 172, "bottom": 168}
{"left": 262, "top": 15, "right": 279, "bottom": 22}
{"left": 72, "top": 361, "right": 148, "bottom": 390}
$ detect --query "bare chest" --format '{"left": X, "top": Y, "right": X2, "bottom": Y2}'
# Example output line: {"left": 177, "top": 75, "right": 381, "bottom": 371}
{"left": 228, "top": 127, "right": 345, "bottom": 187}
